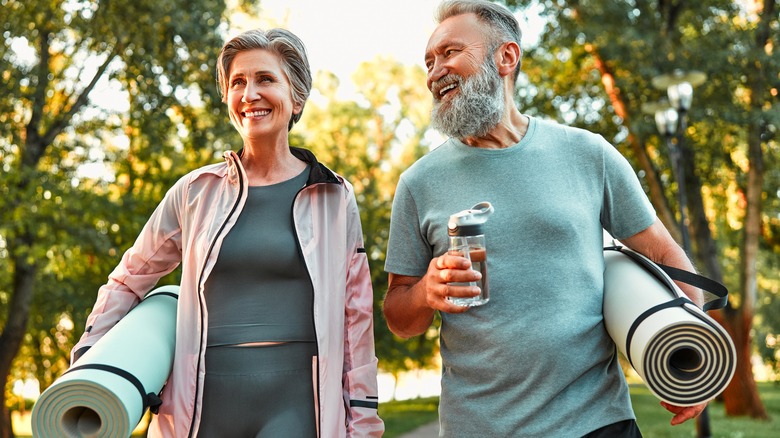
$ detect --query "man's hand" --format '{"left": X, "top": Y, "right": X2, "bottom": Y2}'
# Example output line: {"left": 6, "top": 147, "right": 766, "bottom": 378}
{"left": 384, "top": 254, "right": 482, "bottom": 338}
{"left": 424, "top": 254, "right": 481, "bottom": 313}
{"left": 660, "top": 401, "right": 708, "bottom": 425}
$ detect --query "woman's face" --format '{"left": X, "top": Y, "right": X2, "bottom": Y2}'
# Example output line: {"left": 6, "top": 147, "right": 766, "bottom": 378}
{"left": 226, "top": 48, "right": 301, "bottom": 142}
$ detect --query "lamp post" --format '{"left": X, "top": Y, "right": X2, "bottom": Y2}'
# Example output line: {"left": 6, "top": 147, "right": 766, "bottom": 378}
{"left": 651, "top": 70, "right": 706, "bottom": 255}
{"left": 652, "top": 69, "right": 710, "bottom": 438}
{"left": 653, "top": 105, "right": 691, "bottom": 252}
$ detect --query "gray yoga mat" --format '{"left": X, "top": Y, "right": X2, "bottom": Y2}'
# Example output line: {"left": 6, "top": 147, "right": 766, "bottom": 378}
{"left": 32, "top": 285, "right": 179, "bottom": 438}
{"left": 603, "top": 249, "right": 735, "bottom": 406}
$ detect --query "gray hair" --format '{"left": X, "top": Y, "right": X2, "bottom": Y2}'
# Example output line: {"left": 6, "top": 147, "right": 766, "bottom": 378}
{"left": 216, "top": 28, "right": 312, "bottom": 131}
{"left": 435, "top": 0, "right": 523, "bottom": 81}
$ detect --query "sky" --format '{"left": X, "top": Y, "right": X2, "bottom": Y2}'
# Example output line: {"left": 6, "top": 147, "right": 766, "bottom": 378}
{"left": 229, "top": 0, "right": 543, "bottom": 97}
{"left": 234, "top": 0, "right": 443, "bottom": 80}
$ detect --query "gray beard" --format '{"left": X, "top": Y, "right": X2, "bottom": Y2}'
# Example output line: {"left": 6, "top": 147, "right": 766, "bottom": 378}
{"left": 430, "top": 59, "right": 504, "bottom": 139}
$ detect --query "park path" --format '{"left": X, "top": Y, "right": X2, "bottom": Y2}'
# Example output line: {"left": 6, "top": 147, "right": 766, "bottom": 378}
{"left": 397, "top": 420, "right": 439, "bottom": 438}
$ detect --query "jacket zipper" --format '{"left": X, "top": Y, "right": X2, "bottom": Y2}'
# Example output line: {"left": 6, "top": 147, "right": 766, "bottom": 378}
{"left": 291, "top": 182, "right": 322, "bottom": 437}
{"left": 187, "top": 159, "right": 245, "bottom": 438}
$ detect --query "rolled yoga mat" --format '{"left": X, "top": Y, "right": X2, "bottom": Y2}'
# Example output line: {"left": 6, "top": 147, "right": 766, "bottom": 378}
{"left": 32, "top": 285, "right": 179, "bottom": 438}
{"left": 603, "top": 247, "right": 735, "bottom": 407}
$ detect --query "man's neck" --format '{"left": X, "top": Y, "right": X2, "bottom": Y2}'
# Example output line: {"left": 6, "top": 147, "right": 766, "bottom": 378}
{"left": 461, "top": 107, "right": 529, "bottom": 149}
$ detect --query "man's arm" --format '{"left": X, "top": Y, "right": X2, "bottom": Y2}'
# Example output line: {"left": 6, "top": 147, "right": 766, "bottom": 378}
{"left": 619, "top": 218, "right": 707, "bottom": 425}
{"left": 383, "top": 255, "right": 481, "bottom": 338}
{"left": 620, "top": 219, "right": 703, "bottom": 307}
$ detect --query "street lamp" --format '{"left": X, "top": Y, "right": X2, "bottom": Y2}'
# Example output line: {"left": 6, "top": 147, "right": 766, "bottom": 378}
{"left": 653, "top": 105, "right": 691, "bottom": 252}
{"left": 652, "top": 69, "right": 709, "bottom": 438}
{"left": 650, "top": 69, "right": 706, "bottom": 254}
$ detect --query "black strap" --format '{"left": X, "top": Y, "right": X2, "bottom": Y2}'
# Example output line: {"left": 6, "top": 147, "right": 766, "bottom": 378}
{"left": 604, "top": 245, "right": 728, "bottom": 311}
{"left": 350, "top": 399, "right": 379, "bottom": 409}
{"left": 148, "top": 290, "right": 179, "bottom": 301}
{"left": 623, "top": 297, "right": 692, "bottom": 366}
{"left": 653, "top": 263, "right": 728, "bottom": 311}
{"left": 64, "top": 363, "right": 164, "bottom": 415}
{"left": 604, "top": 246, "right": 730, "bottom": 367}
{"left": 65, "top": 289, "right": 178, "bottom": 416}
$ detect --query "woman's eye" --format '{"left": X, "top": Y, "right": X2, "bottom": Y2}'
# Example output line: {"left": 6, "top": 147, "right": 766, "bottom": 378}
{"left": 231, "top": 78, "right": 245, "bottom": 87}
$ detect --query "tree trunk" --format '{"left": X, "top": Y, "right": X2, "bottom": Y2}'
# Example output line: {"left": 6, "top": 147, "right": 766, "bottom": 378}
{"left": 679, "top": 140, "right": 723, "bottom": 281}
{"left": 712, "top": 0, "right": 774, "bottom": 419}
{"left": 583, "top": 44, "right": 679, "bottom": 236}
{"left": 712, "top": 310, "right": 769, "bottom": 418}
{"left": 0, "top": 250, "right": 37, "bottom": 438}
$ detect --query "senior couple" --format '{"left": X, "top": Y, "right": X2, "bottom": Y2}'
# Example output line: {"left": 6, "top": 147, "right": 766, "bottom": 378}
{"left": 71, "top": 1, "right": 707, "bottom": 436}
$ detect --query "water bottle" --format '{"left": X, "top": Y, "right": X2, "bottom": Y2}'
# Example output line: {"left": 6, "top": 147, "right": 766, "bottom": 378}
{"left": 446, "top": 201, "right": 494, "bottom": 307}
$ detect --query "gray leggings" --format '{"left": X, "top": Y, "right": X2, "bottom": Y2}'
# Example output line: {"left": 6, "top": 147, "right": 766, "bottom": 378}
{"left": 197, "top": 342, "right": 318, "bottom": 437}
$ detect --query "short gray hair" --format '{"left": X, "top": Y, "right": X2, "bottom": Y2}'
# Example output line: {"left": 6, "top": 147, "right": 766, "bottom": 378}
{"left": 436, "top": 0, "right": 522, "bottom": 81}
{"left": 216, "top": 28, "right": 312, "bottom": 131}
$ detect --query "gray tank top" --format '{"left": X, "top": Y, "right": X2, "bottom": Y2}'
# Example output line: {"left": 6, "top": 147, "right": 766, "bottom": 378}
{"left": 205, "top": 166, "right": 315, "bottom": 347}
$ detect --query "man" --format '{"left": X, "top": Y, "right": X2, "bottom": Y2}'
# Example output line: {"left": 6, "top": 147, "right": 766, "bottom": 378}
{"left": 382, "top": 1, "right": 707, "bottom": 436}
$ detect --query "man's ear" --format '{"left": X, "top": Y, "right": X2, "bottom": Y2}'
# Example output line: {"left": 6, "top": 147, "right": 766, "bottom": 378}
{"left": 496, "top": 41, "right": 521, "bottom": 78}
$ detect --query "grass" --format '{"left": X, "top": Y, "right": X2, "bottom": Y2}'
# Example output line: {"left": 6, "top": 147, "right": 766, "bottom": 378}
{"left": 379, "top": 396, "right": 439, "bottom": 438}
{"left": 15, "top": 383, "right": 778, "bottom": 437}
{"left": 632, "top": 382, "right": 779, "bottom": 437}
{"left": 380, "top": 382, "right": 780, "bottom": 437}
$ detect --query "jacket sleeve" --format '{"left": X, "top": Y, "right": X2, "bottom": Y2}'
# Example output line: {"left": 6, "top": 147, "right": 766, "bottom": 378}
{"left": 70, "top": 177, "right": 186, "bottom": 364}
{"left": 341, "top": 187, "right": 385, "bottom": 437}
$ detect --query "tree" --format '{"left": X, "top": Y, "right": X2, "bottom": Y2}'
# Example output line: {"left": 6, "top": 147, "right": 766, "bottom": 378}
{"left": 299, "top": 60, "right": 439, "bottom": 392}
{"left": 502, "top": 0, "right": 778, "bottom": 419}
{"left": 0, "top": 1, "right": 234, "bottom": 435}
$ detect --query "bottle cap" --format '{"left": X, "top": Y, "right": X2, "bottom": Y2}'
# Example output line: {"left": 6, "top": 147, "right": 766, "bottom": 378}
{"left": 448, "top": 202, "right": 494, "bottom": 236}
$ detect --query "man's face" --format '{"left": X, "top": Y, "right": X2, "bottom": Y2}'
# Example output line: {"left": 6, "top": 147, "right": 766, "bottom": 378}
{"left": 425, "top": 13, "right": 491, "bottom": 102}
{"left": 426, "top": 14, "right": 504, "bottom": 139}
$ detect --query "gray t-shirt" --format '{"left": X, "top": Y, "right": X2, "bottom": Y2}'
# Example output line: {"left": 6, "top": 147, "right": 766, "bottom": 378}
{"left": 385, "top": 116, "right": 656, "bottom": 437}
{"left": 205, "top": 166, "right": 314, "bottom": 346}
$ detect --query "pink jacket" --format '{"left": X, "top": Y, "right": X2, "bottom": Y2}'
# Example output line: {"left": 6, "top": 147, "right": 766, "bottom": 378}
{"left": 72, "top": 148, "right": 384, "bottom": 437}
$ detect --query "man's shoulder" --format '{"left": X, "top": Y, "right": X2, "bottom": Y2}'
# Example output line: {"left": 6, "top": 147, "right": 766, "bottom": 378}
{"left": 533, "top": 116, "right": 603, "bottom": 141}
{"left": 401, "top": 139, "right": 457, "bottom": 179}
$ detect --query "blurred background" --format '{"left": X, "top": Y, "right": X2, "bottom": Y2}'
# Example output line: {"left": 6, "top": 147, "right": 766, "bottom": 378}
{"left": 1, "top": 0, "right": 778, "bottom": 436}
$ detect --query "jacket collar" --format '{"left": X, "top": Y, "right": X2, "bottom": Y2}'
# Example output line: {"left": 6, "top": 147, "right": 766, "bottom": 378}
{"left": 289, "top": 147, "right": 342, "bottom": 186}
{"left": 223, "top": 147, "right": 342, "bottom": 187}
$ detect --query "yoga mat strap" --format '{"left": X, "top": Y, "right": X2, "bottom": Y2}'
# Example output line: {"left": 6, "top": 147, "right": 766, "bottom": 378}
{"left": 64, "top": 364, "right": 163, "bottom": 415}
{"left": 603, "top": 245, "right": 728, "bottom": 311}
{"left": 653, "top": 263, "right": 728, "bottom": 311}
{"left": 624, "top": 297, "right": 693, "bottom": 367}
{"left": 71, "top": 345, "right": 91, "bottom": 364}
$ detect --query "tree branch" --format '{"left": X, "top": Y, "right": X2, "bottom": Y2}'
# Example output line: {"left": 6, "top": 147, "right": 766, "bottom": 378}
{"left": 42, "top": 45, "right": 119, "bottom": 146}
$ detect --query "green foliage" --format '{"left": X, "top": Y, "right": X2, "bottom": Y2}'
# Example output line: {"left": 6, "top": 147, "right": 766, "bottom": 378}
{"left": 0, "top": 0, "right": 235, "bottom": 427}
{"left": 379, "top": 396, "right": 439, "bottom": 438}
{"left": 2, "top": 1, "right": 778, "bottom": 429}
{"left": 499, "top": 0, "right": 780, "bottom": 379}
{"left": 300, "top": 59, "right": 440, "bottom": 374}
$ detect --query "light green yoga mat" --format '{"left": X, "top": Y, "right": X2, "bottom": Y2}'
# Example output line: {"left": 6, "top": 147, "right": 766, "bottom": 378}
{"left": 32, "top": 285, "right": 179, "bottom": 438}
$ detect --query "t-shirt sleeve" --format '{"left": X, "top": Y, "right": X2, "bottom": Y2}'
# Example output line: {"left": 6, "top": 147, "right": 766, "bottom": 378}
{"left": 384, "top": 177, "right": 433, "bottom": 277}
{"left": 600, "top": 140, "right": 657, "bottom": 239}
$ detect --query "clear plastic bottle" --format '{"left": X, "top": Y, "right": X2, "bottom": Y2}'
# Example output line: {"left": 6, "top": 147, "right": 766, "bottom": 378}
{"left": 446, "top": 202, "right": 494, "bottom": 307}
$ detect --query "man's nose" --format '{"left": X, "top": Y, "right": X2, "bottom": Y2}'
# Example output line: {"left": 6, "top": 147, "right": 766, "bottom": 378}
{"left": 428, "top": 59, "right": 447, "bottom": 88}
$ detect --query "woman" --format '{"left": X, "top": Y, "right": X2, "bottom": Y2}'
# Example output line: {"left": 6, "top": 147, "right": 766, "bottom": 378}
{"left": 71, "top": 28, "right": 384, "bottom": 437}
